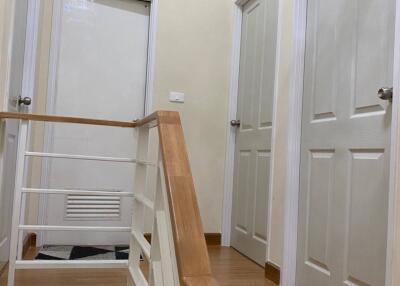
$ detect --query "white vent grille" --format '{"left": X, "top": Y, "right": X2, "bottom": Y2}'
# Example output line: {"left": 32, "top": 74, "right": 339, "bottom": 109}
{"left": 65, "top": 191, "right": 121, "bottom": 220}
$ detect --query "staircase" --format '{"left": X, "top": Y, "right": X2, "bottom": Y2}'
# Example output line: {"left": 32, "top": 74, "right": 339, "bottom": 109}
{"left": 1, "top": 111, "right": 218, "bottom": 286}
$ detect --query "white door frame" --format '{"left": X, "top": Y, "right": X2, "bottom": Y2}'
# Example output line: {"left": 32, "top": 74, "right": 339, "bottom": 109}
{"left": 221, "top": 0, "right": 280, "bottom": 259}
{"left": 0, "top": 0, "right": 40, "bottom": 262}
{"left": 1, "top": 0, "right": 40, "bottom": 113}
{"left": 36, "top": 0, "right": 158, "bottom": 246}
{"left": 282, "top": 0, "right": 400, "bottom": 285}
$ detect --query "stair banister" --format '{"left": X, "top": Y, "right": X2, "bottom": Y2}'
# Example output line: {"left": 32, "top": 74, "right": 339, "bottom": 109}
{"left": 0, "top": 111, "right": 218, "bottom": 286}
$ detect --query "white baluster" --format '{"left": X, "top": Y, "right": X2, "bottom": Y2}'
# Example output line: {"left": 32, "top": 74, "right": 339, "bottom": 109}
{"left": 129, "top": 126, "right": 150, "bottom": 286}
{"left": 8, "top": 120, "right": 29, "bottom": 286}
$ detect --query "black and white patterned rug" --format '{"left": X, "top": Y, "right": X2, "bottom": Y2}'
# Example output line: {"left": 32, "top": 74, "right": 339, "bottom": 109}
{"left": 35, "top": 245, "right": 130, "bottom": 260}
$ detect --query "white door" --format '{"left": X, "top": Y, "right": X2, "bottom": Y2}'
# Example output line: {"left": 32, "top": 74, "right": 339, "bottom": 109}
{"left": 40, "top": 0, "right": 149, "bottom": 246}
{"left": 297, "top": 0, "right": 395, "bottom": 285}
{"left": 0, "top": 0, "right": 31, "bottom": 268}
{"left": 230, "top": 0, "right": 278, "bottom": 266}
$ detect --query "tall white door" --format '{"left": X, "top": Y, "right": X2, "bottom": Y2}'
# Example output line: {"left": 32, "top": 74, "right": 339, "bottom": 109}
{"left": 0, "top": 0, "right": 30, "bottom": 269}
{"left": 40, "top": 0, "right": 149, "bottom": 245}
{"left": 297, "top": 0, "right": 395, "bottom": 285}
{"left": 230, "top": 0, "right": 278, "bottom": 265}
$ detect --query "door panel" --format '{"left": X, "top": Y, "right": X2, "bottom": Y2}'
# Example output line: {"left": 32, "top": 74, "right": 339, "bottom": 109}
{"left": 297, "top": 0, "right": 394, "bottom": 285}
{"left": 346, "top": 151, "right": 388, "bottom": 286}
{"left": 42, "top": 0, "right": 149, "bottom": 245}
{"left": 230, "top": 0, "right": 278, "bottom": 266}
{"left": 0, "top": 0, "right": 29, "bottom": 269}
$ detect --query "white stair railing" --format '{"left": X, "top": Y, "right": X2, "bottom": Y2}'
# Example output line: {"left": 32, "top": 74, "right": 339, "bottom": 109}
{"left": 3, "top": 111, "right": 216, "bottom": 286}
{"left": 127, "top": 126, "right": 179, "bottom": 286}
{"left": 6, "top": 119, "right": 158, "bottom": 286}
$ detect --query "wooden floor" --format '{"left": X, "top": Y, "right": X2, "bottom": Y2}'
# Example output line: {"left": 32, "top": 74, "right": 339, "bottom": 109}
{"left": 0, "top": 246, "right": 276, "bottom": 286}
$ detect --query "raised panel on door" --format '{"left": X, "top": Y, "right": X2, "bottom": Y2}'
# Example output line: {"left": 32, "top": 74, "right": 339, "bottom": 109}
{"left": 308, "top": 1, "right": 338, "bottom": 122}
{"left": 231, "top": 0, "right": 278, "bottom": 266}
{"left": 297, "top": 0, "right": 395, "bottom": 285}
{"left": 234, "top": 151, "right": 252, "bottom": 234}
{"left": 306, "top": 150, "right": 335, "bottom": 277}
{"left": 351, "top": 1, "right": 394, "bottom": 116}
{"left": 253, "top": 151, "right": 270, "bottom": 244}
{"left": 344, "top": 150, "right": 388, "bottom": 286}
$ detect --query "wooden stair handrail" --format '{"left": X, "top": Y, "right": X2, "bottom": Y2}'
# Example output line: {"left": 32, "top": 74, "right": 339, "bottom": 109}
{"left": 1, "top": 110, "right": 218, "bottom": 285}
{"left": 152, "top": 111, "right": 218, "bottom": 286}
{"left": 0, "top": 112, "right": 137, "bottom": 127}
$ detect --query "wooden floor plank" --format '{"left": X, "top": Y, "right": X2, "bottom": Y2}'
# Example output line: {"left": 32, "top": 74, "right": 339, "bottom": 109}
{"left": 0, "top": 246, "right": 276, "bottom": 286}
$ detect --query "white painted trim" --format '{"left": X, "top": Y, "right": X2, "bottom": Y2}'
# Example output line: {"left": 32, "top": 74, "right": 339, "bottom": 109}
{"left": 2, "top": 0, "right": 41, "bottom": 251}
{"left": 8, "top": 120, "right": 29, "bottom": 286}
{"left": 266, "top": 0, "right": 283, "bottom": 267}
{"left": 25, "top": 151, "right": 155, "bottom": 165}
{"left": 386, "top": 0, "right": 400, "bottom": 285}
{"left": 19, "top": 225, "right": 131, "bottom": 232}
{"left": 1, "top": 0, "right": 17, "bottom": 111}
{"left": 22, "top": 188, "right": 135, "bottom": 197}
{"left": 21, "top": 0, "right": 40, "bottom": 183}
{"left": 145, "top": 0, "right": 158, "bottom": 115}
{"left": 15, "top": 260, "right": 128, "bottom": 269}
{"left": 221, "top": 0, "right": 243, "bottom": 247}
{"left": 38, "top": 0, "right": 64, "bottom": 246}
{"left": 281, "top": 0, "right": 307, "bottom": 285}
{"left": 21, "top": 0, "right": 40, "bottom": 114}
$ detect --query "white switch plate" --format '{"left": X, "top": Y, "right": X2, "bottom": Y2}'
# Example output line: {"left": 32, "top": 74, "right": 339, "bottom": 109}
{"left": 169, "top": 92, "right": 185, "bottom": 103}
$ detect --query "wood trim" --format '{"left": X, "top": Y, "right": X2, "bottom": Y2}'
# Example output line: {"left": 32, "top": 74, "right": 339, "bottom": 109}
{"left": 145, "top": 233, "right": 221, "bottom": 246}
{"left": 0, "top": 112, "right": 137, "bottom": 128}
{"left": 204, "top": 233, "right": 221, "bottom": 246}
{"left": 23, "top": 233, "right": 37, "bottom": 257}
{"left": 0, "top": 262, "right": 6, "bottom": 278}
{"left": 0, "top": 233, "right": 36, "bottom": 277}
{"left": 0, "top": 110, "right": 161, "bottom": 128}
{"left": 265, "top": 262, "right": 280, "bottom": 285}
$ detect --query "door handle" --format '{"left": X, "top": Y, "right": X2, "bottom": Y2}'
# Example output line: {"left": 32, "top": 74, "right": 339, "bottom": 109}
{"left": 230, "top": 120, "right": 241, "bottom": 127}
{"left": 18, "top": 96, "right": 32, "bottom": 106}
{"left": 378, "top": 87, "right": 393, "bottom": 102}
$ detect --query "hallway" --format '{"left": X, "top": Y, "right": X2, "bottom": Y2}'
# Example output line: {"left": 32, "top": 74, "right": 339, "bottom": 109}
{"left": 0, "top": 246, "right": 276, "bottom": 286}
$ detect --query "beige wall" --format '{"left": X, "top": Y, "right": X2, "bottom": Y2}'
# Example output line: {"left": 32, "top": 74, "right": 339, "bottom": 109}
{"left": 0, "top": 0, "right": 14, "bottom": 110}
{"left": 26, "top": 0, "right": 235, "bottom": 233}
{"left": 152, "top": 0, "right": 234, "bottom": 232}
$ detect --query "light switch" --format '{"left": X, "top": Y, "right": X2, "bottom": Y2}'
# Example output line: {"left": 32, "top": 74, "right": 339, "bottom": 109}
{"left": 169, "top": 92, "right": 185, "bottom": 103}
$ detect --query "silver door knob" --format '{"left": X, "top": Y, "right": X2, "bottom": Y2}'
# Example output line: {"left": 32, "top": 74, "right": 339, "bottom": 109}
{"left": 230, "top": 120, "right": 241, "bottom": 127}
{"left": 18, "top": 96, "right": 31, "bottom": 106}
{"left": 378, "top": 87, "right": 393, "bottom": 102}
